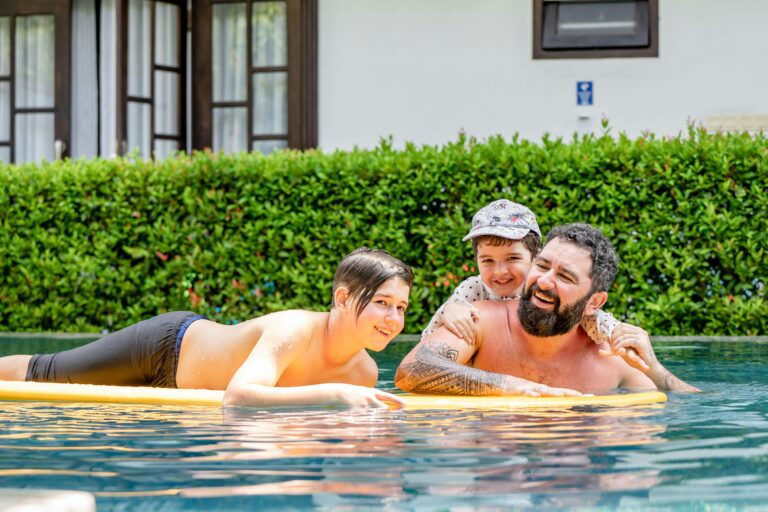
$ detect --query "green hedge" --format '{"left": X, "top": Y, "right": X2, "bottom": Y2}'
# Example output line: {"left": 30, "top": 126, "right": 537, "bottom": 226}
{"left": 1, "top": 128, "right": 766, "bottom": 335}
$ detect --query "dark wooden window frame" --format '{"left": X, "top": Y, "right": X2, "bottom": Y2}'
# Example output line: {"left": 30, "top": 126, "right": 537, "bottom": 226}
{"left": 533, "top": 0, "right": 658, "bottom": 59}
{"left": 192, "top": 0, "right": 317, "bottom": 151}
{"left": 0, "top": 0, "right": 71, "bottom": 162}
{"left": 116, "top": 0, "right": 187, "bottom": 157}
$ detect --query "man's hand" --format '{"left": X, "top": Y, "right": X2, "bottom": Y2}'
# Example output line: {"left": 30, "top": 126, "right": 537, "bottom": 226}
{"left": 504, "top": 376, "right": 584, "bottom": 397}
{"left": 442, "top": 301, "right": 480, "bottom": 344}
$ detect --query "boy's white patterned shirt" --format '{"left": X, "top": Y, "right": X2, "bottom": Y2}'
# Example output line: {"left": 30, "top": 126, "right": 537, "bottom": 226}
{"left": 423, "top": 275, "right": 618, "bottom": 344}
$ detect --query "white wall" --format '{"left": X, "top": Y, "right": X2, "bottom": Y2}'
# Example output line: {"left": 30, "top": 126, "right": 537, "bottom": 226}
{"left": 318, "top": 0, "right": 768, "bottom": 150}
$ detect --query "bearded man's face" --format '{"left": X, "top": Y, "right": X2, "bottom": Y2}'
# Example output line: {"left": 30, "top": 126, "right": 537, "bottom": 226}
{"left": 518, "top": 283, "right": 591, "bottom": 337}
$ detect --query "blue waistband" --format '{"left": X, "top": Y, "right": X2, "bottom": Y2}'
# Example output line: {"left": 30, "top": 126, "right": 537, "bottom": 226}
{"left": 175, "top": 314, "right": 207, "bottom": 354}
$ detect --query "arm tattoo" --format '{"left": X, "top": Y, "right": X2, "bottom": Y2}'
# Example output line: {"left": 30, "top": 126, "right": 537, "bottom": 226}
{"left": 395, "top": 341, "right": 508, "bottom": 395}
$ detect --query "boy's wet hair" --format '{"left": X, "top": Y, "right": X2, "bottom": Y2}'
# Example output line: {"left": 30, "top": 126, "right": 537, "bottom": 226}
{"left": 471, "top": 233, "right": 541, "bottom": 258}
{"left": 545, "top": 223, "right": 619, "bottom": 293}
{"left": 332, "top": 248, "right": 414, "bottom": 317}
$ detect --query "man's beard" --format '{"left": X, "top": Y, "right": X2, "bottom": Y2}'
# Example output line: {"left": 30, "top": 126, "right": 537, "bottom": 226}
{"left": 518, "top": 284, "right": 590, "bottom": 337}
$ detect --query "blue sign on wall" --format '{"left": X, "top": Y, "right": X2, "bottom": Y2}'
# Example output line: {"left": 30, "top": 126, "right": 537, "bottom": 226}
{"left": 577, "top": 81, "right": 593, "bottom": 106}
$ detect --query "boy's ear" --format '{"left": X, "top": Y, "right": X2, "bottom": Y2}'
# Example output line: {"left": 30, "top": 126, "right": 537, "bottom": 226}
{"left": 584, "top": 291, "right": 608, "bottom": 316}
{"left": 333, "top": 286, "right": 351, "bottom": 311}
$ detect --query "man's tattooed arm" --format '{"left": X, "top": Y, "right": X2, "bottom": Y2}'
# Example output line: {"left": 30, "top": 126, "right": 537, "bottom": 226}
{"left": 394, "top": 340, "right": 512, "bottom": 396}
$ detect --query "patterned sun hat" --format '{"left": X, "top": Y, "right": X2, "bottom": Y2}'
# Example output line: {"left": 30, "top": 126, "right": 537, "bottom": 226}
{"left": 462, "top": 199, "right": 541, "bottom": 242}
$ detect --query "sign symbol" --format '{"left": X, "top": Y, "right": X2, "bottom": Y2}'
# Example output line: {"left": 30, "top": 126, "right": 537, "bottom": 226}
{"left": 577, "top": 81, "right": 593, "bottom": 106}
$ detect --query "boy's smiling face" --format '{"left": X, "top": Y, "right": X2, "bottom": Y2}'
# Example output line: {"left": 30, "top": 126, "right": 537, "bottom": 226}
{"left": 476, "top": 240, "right": 534, "bottom": 298}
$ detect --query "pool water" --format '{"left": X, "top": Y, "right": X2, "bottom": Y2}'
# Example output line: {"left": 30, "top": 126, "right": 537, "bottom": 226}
{"left": 1, "top": 339, "right": 767, "bottom": 511}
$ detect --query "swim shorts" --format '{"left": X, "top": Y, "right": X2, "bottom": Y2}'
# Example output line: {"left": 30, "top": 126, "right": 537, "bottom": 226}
{"left": 26, "top": 311, "right": 206, "bottom": 388}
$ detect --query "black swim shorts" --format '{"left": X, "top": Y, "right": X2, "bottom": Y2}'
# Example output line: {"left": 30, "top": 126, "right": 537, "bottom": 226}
{"left": 26, "top": 311, "right": 206, "bottom": 388}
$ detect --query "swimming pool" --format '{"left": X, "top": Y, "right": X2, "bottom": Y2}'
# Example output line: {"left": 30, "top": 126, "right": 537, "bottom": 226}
{"left": 0, "top": 338, "right": 767, "bottom": 510}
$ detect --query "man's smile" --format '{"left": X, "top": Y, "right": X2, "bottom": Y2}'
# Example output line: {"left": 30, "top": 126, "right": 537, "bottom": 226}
{"left": 528, "top": 285, "right": 560, "bottom": 309}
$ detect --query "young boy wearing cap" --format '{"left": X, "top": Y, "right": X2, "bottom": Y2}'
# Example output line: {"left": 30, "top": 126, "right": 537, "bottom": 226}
{"left": 423, "top": 199, "right": 617, "bottom": 344}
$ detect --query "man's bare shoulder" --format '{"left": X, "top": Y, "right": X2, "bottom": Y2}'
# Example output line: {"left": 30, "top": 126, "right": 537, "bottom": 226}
{"left": 592, "top": 341, "right": 657, "bottom": 389}
{"left": 575, "top": 340, "right": 651, "bottom": 391}
{"left": 473, "top": 299, "right": 515, "bottom": 315}
{"left": 474, "top": 299, "right": 518, "bottom": 325}
{"left": 474, "top": 299, "right": 518, "bottom": 348}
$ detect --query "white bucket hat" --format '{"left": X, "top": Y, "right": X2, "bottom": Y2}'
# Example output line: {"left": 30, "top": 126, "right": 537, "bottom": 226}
{"left": 462, "top": 199, "right": 541, "bottom": 242}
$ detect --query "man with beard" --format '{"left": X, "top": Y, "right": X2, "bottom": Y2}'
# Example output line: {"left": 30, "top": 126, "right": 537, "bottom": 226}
{"left": 395, "top": 223, "right": 698, "bottom": 395}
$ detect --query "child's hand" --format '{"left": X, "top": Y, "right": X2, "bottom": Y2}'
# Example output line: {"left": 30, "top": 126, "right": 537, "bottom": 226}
{"left": 331, "top": 384, "right": 406, "bottom": 409}
{"left": 598, "top": 322, "right": 659, "bottom": 373}
{"left": 442, "top": 301, "right": 480, "bottom": 344}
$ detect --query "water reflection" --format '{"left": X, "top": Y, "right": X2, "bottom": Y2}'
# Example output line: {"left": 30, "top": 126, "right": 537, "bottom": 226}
{"left": 155, "top": 404, "right": 668, "bottom": 508}
{"left": 0, "top": 400, "right": 668, "bottom": 508}
{"left": 2, "top": 341, "right": 768, "bottom": 508}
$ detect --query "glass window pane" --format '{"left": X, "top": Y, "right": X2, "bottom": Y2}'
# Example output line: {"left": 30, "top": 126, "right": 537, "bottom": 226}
{"left": 0, "top": 82, "right": 9, "bottom": 140}
{"left": 0, "top": 146, "right": 9, "bottom": 163}
{"left": 154, "top": 139, "right": 178, "bottom": 160}
{"left": 71, "top": 0, "right": 99, "bottom": 159}
{"left": 127, "top": 101, "right": 151, "bottom": 158}
{"left": 213, "top": 107, "right": 247, "bottom": 153}
{"left": 154, "top": 70, "right": 178, "bottom": 135}
{"left": 155, "top": 2, "right": 179, "bottom": 67}
{"left": 15, "top": 15, "right": 55, "bottom": 108}
{"left": 252, "top": 72, "right": 287, "bottom": 135}
{"left": 0, "top": 17, "right": 9, "bottom": 75}
{"left": 558, "top": 2, "right": 637, "bottom": 36}
{"left": 15, "top": 113, "right": 54, "bottom": 163}
{"left": 128, "top": 0, "right": 151, "bottom": 97}
{"left": 212, "top": 3, "right": 247, "bottom": 102}
{"left": 252, "top": 1, "right": 286, "bottom": 67}
{"left": 99, "top": 0, "right": 118, "bottom": 157}
{"left": 252, "top": 139, "right": 287, "bottom": 155}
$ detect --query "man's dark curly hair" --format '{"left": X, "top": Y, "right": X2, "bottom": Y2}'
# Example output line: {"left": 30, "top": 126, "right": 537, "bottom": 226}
{"left": 545, "top": 223, "right": 619, "bottom": 293}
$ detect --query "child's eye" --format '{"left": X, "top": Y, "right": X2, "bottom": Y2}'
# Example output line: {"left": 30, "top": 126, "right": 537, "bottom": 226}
{"left": 397, "top": 306, "right": 407, "bottom": 313}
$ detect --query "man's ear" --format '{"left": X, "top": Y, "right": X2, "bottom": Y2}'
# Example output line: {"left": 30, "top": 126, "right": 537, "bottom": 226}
{"left": 333, "top": 286, "right": 351, "bottom": 311}
{"left": 584, "top": 291, "right": 608, "bottom": 316}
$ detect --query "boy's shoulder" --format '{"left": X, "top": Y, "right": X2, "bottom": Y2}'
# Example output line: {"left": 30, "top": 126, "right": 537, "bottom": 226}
{"left": 454, "top": 275, "right": 489, "bottom": 299}
{"left": 345, "top": 350, "right": 378, "bottom": 387}
{"left": 460, "top": 275, "right": 484, "bottom": 286}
